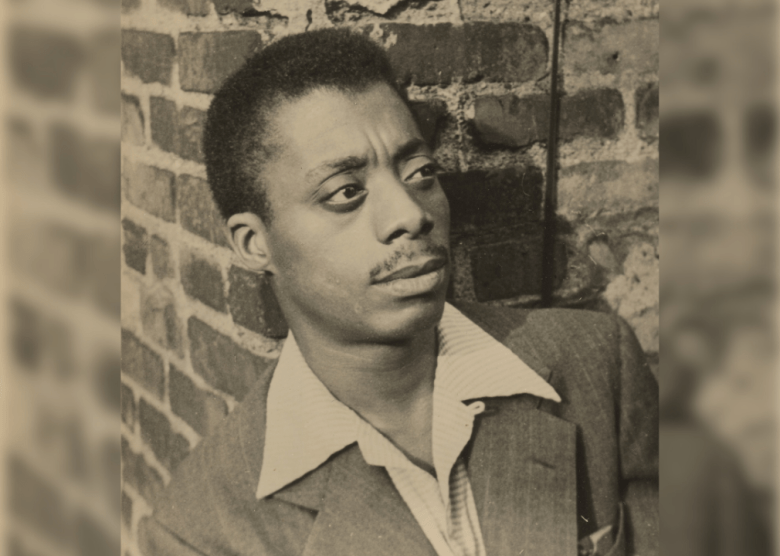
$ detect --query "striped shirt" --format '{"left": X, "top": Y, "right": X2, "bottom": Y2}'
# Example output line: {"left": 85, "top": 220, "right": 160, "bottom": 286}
{"left": 256, "top": 303, "right": 561, "bottom": 556}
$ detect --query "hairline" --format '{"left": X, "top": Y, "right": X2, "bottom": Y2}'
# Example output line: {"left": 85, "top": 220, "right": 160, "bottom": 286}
{"left": 247, "top": 79, "right": 412, "bottom": 226}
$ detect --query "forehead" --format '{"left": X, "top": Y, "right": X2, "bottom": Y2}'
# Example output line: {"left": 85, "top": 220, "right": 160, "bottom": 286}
{"left": 266, "top": 83, "right": 422, "bottom": 166}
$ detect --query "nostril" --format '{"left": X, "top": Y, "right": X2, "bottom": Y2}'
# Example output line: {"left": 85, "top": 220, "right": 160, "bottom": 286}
{"left": 386, "top": 229, "right": 406, "bottom": 243}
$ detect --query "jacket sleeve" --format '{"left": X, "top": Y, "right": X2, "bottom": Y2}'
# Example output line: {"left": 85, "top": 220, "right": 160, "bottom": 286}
{"left": 138, "top": 516, "right": 210, "bottom": 556}
{"left": 615, "top": 317, "right": 659, "bottom": 556}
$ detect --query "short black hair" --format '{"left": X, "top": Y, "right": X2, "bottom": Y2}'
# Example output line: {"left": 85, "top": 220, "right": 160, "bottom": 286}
{"left": 203, "top": 28, "right": 402, "bottom": 222}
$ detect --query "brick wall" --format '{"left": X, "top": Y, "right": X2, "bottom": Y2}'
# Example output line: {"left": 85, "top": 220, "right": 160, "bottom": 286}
{"left": 6, "top": 0, "right": 121, "bottom": 553}
{"left": 120, "top": 1, "right": 658, "bottom": 553}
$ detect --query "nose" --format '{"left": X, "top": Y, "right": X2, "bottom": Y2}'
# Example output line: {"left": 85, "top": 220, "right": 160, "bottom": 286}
{"left": 373, "top": 174, "right": 434, "bottom": 244}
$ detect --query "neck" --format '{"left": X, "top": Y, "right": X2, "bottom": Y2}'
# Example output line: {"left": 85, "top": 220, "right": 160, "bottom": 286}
{"left": 291, "top": 322, "right": 438, "bottom": 419}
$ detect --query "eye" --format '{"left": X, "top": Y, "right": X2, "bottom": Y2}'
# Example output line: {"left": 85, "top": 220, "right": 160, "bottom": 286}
{"left": 405, "top": 157, "right": 441, "bottom": 181}
{"left": 324, "top": 184, "right": 367, "bottom": 208}
{"left": 405, "top": 161, "right": 442, "bottom": 186}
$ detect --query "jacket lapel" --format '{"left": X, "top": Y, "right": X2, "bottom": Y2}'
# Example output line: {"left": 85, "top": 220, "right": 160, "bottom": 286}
{"left": 252, "top": 303, "right": 579, "bottom": 556}
{"left": 282, "top": 446, "right": 436, "bottom": 556}
{"left": 243, "top": 366, "right": 433, "bottom": 556}
{"left": 467, "top": 394, "right": 578, "bottom": 556}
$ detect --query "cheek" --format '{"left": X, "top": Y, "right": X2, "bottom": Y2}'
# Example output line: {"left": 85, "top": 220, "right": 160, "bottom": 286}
{"left": 268, "top": 219, "right": 367, "bottom": 292}
{"left": 429, "top": 187, "right": 451, "bottom": 236}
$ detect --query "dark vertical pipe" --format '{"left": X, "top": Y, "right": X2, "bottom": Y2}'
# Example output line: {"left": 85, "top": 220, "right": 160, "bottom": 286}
{"left": 540, "top": 0, "right": 563, "bottom": 307}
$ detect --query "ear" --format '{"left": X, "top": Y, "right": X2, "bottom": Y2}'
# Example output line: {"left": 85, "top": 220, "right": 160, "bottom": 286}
{"left": 226, "top": 212, "right": 276, "bottom": 274}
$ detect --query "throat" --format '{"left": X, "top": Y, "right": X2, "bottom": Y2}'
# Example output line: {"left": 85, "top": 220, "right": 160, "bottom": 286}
{"left": 293, "top": 324, "right": 439, "bottom": 471}
{"left": 367, "top": 395, "right": 435, "bottom": 474}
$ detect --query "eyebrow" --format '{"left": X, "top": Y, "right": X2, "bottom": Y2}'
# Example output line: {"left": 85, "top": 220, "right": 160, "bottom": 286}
{"left": 305, "top": 138, "right": 430, "bottom": 185}
{"left": 392, "top": 137, "right": 429, "bottom": 164}
{"left": 305, "top": 156, "right": 367, "bottom": 185}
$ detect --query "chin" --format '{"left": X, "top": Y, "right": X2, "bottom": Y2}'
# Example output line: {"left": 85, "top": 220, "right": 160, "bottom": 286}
{"left": 368, "top": 290, "right": 447, "bottom": 343}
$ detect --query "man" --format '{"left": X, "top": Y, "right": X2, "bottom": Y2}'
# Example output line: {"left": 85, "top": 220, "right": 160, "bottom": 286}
{"left": 140, "top": 29, "right": 658, "bottom": 556}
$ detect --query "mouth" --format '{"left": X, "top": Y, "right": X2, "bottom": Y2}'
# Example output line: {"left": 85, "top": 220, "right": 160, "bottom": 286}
{"left": 372, "top": 256, "right": 448, "bottom": 297}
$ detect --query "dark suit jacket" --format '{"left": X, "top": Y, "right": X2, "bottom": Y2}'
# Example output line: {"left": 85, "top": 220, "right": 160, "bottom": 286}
{"left": 138, "top": 304, "right": 658, "bottom": 556}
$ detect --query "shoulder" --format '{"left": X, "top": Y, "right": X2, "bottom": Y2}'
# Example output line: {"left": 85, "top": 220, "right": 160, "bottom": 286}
{"left": 148, "top": 361, "right": 276, "bottom": 553}
{"left": 452, "top": 301, "right": 651, "bottom": 393}
{"left": 453, "top": 300, "right": 623, "bottom": 358}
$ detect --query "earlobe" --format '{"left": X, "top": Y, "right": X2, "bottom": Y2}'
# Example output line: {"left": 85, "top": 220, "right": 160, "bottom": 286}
{"left": 226, "top": 212, "right": 274, "bottom": 273}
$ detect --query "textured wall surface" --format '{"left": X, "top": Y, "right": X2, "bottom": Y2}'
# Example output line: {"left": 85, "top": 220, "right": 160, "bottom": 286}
{"left": 5, "top": 0, "right": 121, "bottom": 551}
{"left": 120, "top": 1, "right": 658, "bottom": 553}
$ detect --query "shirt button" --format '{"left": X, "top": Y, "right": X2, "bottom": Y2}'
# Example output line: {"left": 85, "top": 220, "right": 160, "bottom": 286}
{"left": 467, "top": 401, "right": 486, "bottom": 415}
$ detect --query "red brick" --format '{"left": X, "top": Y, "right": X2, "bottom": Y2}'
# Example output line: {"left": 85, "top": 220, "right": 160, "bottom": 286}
{"left": 159, "top": 0, "right": 210, "bottom": 16}
{"left": 635, "top": 82, "right": 659, "bottom": 141}
{"left": 178, "top": 174, "right": 229, "bottom": 247}
{"left": 121, "top": 491, "right": 132, "bottom": 529}
{"left": 122, "top": 30, "right": 175, "bottom": 85}
{"left": 558, "top": 159, "right": 658, "bottom": 217}
{"left": 188, "top": 317, "right": 274, "bottom": 400}
{"left": 381, "top": 23, "right": 463, "bottom": 85}
{"left": 25, "top": 223, "right": 87, "bottom": 296}
{"left": 122, "top": 161, "right": 176, "bottom": 222}
{"left": 122, "top": 0, "right": 140, "bottom": 12}
{"left": 150, "top": 100, "right": 207, "bottom": 163}
{"left": 470, "top": 238, "right": 566, "bottom": 301}
{"left": 150, "top": 235, "right": 173, "bottom": 279}
{"left": 122, "top": 218, "right": 148, "bottom": 274}
{"left": 228, "top": 266, "right": 288, "bottom": 339}
{"left": 561, "top": 88, "right": 624, "bottom": 140}
{"left": 89, "top": 30, "right": 120, "bottom": 114}
{"left": 473, "top": 88, "right": 624, "bottom": 146}
{"left": 178, "top": 32, "right": 263, "bottom": 93}
{"left": 10, "top": 302, "right": 67, "bottom": 375}
{"left": 94, "top": 349, "right": 120, "bottom": 412}
{"left": 473, "top": 94, "right": 549, "bottom": 147}
{"left": 10, "top": 27, "right": 83, "bottom": 100}
{"left": 563, "top": 19, "right": 659, "bottom": 77}
{"left": 169, "top": 366, "right": 228, "bottom": 436}
{"left": 409, "top": 100, "right": 448, "bottom": 148}
{"left": 178, "top": 107, "right": 206, "bottom": 163}
{"left": 51, "top": 124, "right": 120, "bottom": 212}
{"left": 121, "top": 437, "right": 165, "bottom": 505}
{"left": 139, "top": 398, "right": 191, "bottom": 472}
{"left": 10, "top": 298, "right": 43, "bottom": 371}
{"left": 439, "top": 166, "right": 543, "bottom": 231}
{"left": 140, "top": 285, "right": 181, "bottom": 354}
{"left": 8, "top": 456, "right": 73, "bottom": 545}
{"left": 180, "top": 252, "right": 226, "bottom": 312}
{"left": 76, "top": 511, "right": 119, "bottom": 556}
{"left": 121, "top": 94, "right": 144, "bottom": 146}
{"left": 85, "top": 232, "right": 122, "bottom": 317}
{"left": 465, "top": 22, "right": 548, "bottom": 83}
{"left": 149, "top": 96, "right": 177, "bottom": 154}
{"left": 378, "top": 22, "right": 547, "bottom": 86}
{"left": 121, "top": 382, "right": 136, "bottom": 429}
{"left": 210, "top": 0, "right": 251, "bottom": 15}
{"left": 660, "top": 112, "right": 720, "bottom": 179}
{"left": 745, "top": 104, "right": 774, "bottom": 158}
{"left": 121, "top": 329, "right": 164, "bottom": 399}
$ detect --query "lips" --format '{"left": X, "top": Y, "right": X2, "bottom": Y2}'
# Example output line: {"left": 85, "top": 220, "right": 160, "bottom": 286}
{"left": 371, "top": 255, "right": 449, "bottom": 298}
{"left": 372, "top": 256, "right": 447, "bottom": 284}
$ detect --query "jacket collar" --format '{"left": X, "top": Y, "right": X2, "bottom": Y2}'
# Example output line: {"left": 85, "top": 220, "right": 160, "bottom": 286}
{"left": 237, "top": 302, "right": 578, "bottom": 556}
{"left": 256, "top": 302, "right": 559, "bottom": 500}
{"left": 269, "top": 397, "right": 578, "bottom": 556}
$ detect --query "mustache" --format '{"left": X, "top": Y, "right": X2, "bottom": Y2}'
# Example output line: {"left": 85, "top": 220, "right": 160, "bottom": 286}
{"left": 369, "top": 243, "right": 450, "bottom": 280}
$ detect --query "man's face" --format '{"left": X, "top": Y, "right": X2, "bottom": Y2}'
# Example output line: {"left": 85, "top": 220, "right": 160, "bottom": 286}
{"left": 258, "top": 83, "right": 451, "bottom": 344}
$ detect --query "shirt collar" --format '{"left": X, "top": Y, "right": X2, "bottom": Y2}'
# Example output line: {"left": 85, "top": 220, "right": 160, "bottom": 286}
{"left": 256, "top": 303, "right": 560, "bottom": 500}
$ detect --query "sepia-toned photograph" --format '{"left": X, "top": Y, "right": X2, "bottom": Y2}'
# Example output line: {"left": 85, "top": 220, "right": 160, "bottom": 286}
{"left": 0, "top": 0, "right": 775, "bottom": 555}
{"left": 120, "top": 2, "right": 660, "bottom": 555}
